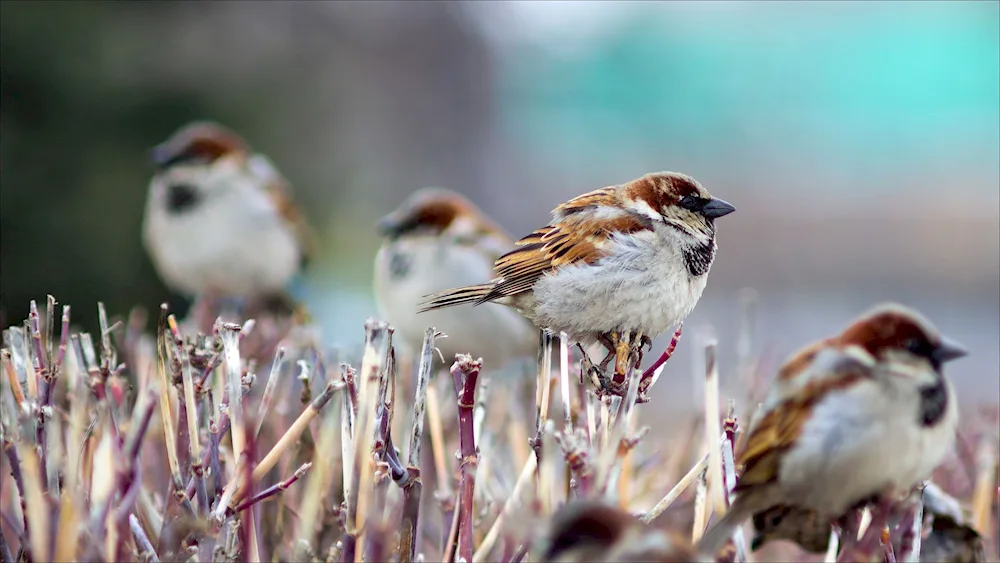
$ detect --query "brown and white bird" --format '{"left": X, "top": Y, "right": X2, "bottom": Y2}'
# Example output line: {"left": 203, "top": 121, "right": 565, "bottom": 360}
{"left": 374, "top": 188, "right": 537, "bottom": 371}
{"left": 142, "top": 121, "right": 314, "bottom": 307}
{"left": 537, "top": 500, "right": 708, "bottom": 562}
{"left": 418, "top": 172, "right": 735, "bottom": 363}
{"left": 698, "top": 303, "right": 967, "bottom": 555}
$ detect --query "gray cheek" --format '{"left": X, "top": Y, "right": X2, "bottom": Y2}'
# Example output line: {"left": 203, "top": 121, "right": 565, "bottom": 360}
{"left": 388, "top": 251, "right": 412, "bottom": 280}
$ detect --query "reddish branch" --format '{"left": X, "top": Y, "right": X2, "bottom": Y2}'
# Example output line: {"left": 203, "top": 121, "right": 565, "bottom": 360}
{"left": 2, "top": 441, "right": 29, "bottom": 560}
{"left": 451, "top": 355, "right": 483, "bottom": 563}
{"left": 637, "top": 323, "right": 683, "bottom": 403}
{"left": 229, "top": 462, "right": 312, "bottom": 516}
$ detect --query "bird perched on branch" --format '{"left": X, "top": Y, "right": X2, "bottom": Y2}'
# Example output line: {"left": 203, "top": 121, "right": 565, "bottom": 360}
{"left": 419, "top": 171, "right": 735, "bottom": 374}
{"left": 698, "top": 303, "right": 967, "bottom": 556}
{"left": 142, "top": 121, "right": 314, "bottom": 325}
{"left": 374, "top": 188, "right": 537, "bottom": 373}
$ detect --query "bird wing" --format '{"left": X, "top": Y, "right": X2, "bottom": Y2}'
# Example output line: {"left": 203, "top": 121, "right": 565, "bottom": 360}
{"left": 736, "top": 351, "right": 873, "bottom": 491}
{"left": 475, "top": 187, "right": 654, "bottom": 304}
{"left": 249, "top": 154, "right": 318, "bottom": 268}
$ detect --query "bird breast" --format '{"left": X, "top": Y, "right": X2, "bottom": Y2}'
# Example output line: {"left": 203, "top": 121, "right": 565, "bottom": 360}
{"left": 530, "top": 226, "right": 710, "bottom": 343}
{"left": 143, "top": 167, "right": 300, "bottom": 296}
{"left": 775, "top": 371, "right": 956, "bottom": 515}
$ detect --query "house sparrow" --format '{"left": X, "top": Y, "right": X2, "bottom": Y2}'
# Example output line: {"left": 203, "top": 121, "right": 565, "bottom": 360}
{"left": 698, "top": 303, "right": 967, "bottom": 555}
{"left": 142, "top": 121, "right": 314, "bottom": 308}
{"left": 538, "top": 500, "right": 708, "bottom": 562}
{"left": 418, "top": 172, "right": 735, "bottom": 370}
{"left": 374, "top": 188, "right": 538, "bottom": 371}
{"left": 921, "top": 512, "right": 986, "bottom": 563}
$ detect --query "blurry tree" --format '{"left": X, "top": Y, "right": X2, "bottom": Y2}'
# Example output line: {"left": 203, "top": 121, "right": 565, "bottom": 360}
{"left": 1, "top": 1, "right": 498, "bottom": 334}
{"left": 1, "top": 2, "right": 214, "bottom": 329}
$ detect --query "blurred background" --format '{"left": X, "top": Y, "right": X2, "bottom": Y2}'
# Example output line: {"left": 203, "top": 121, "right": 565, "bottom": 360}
{"left": 2, "top": 1, "right": 997, "bottom": 415}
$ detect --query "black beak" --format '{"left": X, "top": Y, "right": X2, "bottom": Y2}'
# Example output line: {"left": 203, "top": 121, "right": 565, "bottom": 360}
{"left": 932, "top": 336, "right": 968, "bottom": 364}
{"left": 701, "top": 197, "right": 736, "bottom": 219}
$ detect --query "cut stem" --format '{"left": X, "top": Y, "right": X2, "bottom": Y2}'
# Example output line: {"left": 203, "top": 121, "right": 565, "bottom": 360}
{"left": 452, "top": 355, "right": 483, "bottom": 563}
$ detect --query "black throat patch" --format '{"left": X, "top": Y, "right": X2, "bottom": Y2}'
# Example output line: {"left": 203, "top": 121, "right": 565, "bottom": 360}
{"left": 387, "top": 250, "right": 412, "bottom": 281}
{"left": 682, "top": 237, "right": 717, "bottom": 277}
{"left": 918, "top": 378, "right": 949, "bottom": 426}
{"left": 165, "top": 183, "right": 200, "bottom": 214}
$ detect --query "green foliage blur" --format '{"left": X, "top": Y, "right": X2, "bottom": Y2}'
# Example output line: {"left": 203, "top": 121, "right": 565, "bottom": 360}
{"left": 0, "top": 2, "right": 328, "bottom": 331}
{"left": 4, "top": 4, "right": 182, "bottom": 327}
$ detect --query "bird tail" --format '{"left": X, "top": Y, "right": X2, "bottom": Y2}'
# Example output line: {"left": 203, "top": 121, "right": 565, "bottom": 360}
{"left": 696, "top": 499, "right": 756, "bottom": 557}
{"left": 418, "top": 283, "right": 495, "bottom": 313}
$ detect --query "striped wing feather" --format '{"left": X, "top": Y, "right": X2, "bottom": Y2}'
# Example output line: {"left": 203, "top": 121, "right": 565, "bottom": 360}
{"left": 476, "top": 187, "right": 646, "bottom": 304}
{"left": 736, "top": 352, "right": 872, "bottom": 491}
{"left": 420, "top": 186, "right": 655, "bottom": 311}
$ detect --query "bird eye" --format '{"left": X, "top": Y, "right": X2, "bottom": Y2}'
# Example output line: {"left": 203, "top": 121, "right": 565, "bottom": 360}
{"left": 679, "top": 195, "right": 702, "bottom": 210}
{"left": 903, "top": 338, "right": 926, "bottom": 355}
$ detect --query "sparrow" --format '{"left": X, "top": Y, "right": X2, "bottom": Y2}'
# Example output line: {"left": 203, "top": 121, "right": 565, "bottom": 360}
{"left": 418, "top": 172, "right": 735, "bottom": 368}
{"left": 142, "top": 121, "right": 314, "bottom": 307}
{"left": 698, "top": 303, "right": 967, "bottom": 555}
{"left": 374, "top": 188, "right": 537, "bottom": 371}
{"left": 537, "top": 500, "right": 708, "bottom": 562}
{"left": 921, "top": 512, "right": 986, "bottom": 563}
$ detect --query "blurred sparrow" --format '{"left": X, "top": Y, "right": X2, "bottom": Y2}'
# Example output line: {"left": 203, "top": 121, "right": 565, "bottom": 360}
{"left": 538, "top": 501, "right": 708, "bottom": 562}
{"left": 698, "top": 303, "right": 967, "bottom": 555}
{"left": 143, "top": 121, "right": 314, "bottom": 306}
{"left": 419, "top": 172, "right": 735, "bottom": 370}
{"left": 921, "top": 512, "right": 986, "bottom": 563}
{"left": 374, "top": 188, "right": 537, "bottom": 370}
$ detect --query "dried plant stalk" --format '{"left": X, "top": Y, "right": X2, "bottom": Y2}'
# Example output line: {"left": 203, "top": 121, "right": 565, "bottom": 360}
{"left": 823, "top": 528, "right": 840, "bottom": 563}
{"left": 296, "top": 401, "right": 342, "bottom": 560}
{"left": 2, "top": 349, "right": 25, "bottom": 410}
{"left": 169, "top": 314, "right": 206, "bottom": 513}
{"left": 557, "top": 333, "right": 572, "bottom": 432}
{"left": 473, "top": 455, "right": 537, "bottom": 563}
{"left": 398, "top": 328, "right": 437, "bottom": 563}
{"left": 20, "top": 444, "right": 49, "bottom": 562}
{"left": 720, "top": 403, "right": 748, "bottom": 562}
{"left": 154, "top": 306, "right": 183, "bottom": 492}
{"left": 452, "top": 355, "right": 483, "bottom": 563}
{"left": 255, "top": 347, "right": 287, "bottom": 439}
{"left": 643, "top": 455, "right": 712, "bottom": 524}
{"left": 0, "top": 291, "right": 993, "bottom": 563}
{"left": 972, "top": 435, "right": 997, "bottom": 538}
{"left": 218, "top": 321, "right": 246, "bottom": 470}
{"left": 704, "top": 340, "right": 726, "bottom": 517}
{"left": 234, "top": 381, "right": 337, "bottom": 506}
{"left": 130, "top": 513, "right": 159, "bottom": 562}
{"left": 362, "top": 341, "right": 398, "bottom": 563}
{"left": 341, "top": 320, "right": 390, "bottom": 563}
{"left": 691, "top": 465, "right": 709, "bottom": 542}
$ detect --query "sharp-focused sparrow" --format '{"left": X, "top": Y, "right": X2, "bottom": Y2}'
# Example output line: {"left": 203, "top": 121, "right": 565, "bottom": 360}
{"left": 142, "top": 121, "right": 314, "bottom": 301}
{"left": 698, "top": 303, "right": 967, "bottom": 555}
{"left": 537, "top": 500, "right": 708, "bottom": 562}
{"left": 418, "top": 172, "right": 735, "bottom": 364}
{"left": 374, "top": 188, "right": 537, "bottom": 370}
